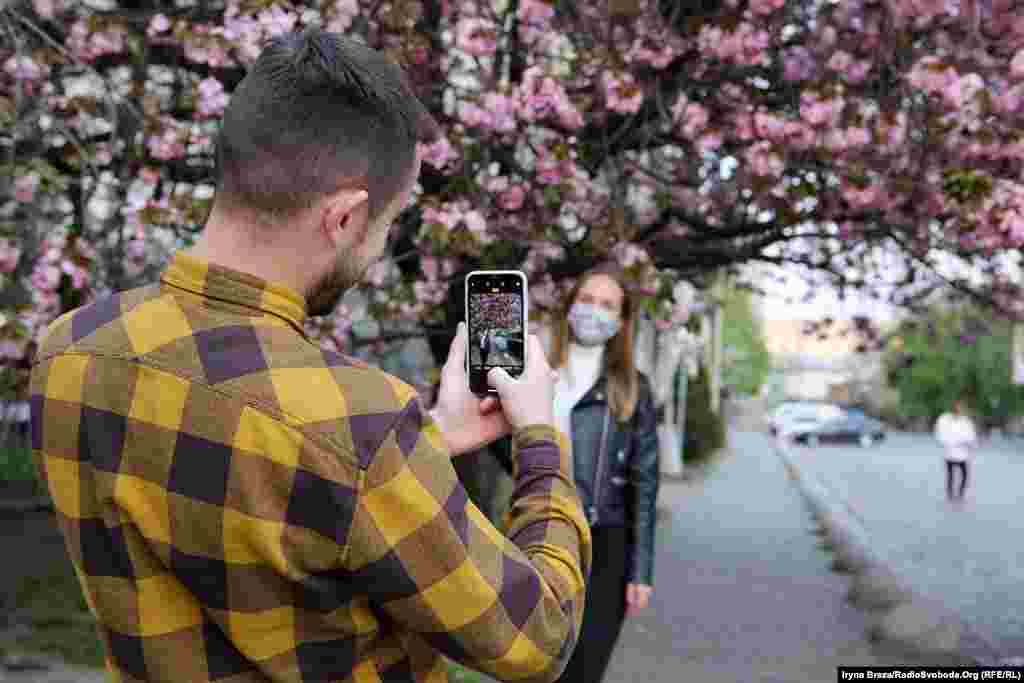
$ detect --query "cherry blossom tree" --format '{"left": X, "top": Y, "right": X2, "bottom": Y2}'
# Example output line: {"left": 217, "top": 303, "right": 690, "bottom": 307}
{"left": 2, "top": 0, "right": 1024, "bottom": 381}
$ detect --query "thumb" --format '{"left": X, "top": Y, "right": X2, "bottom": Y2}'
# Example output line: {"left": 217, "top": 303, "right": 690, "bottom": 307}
{"left": 443, "top": 322, "right": 467, "bottom": 375}
{"left": 488, "top": 366, "right": 513, "bottom": 391}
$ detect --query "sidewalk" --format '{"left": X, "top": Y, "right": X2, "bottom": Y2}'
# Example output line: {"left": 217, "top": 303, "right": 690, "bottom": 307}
{"left": 468, "top": 430, "right": 941, "bottom": 683}
{"left": 782, "top": 432, "right": 1024, "bottom": 660}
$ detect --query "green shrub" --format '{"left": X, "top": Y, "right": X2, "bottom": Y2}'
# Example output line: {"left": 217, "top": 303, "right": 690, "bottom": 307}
{"left": 4, "top": 569, "right": 105, "bottom": 669}
{"left": 683, "top": 363, "right": 726, "bottom": 464}
{"left": 0, "top": 443, "right": 36, "bottom": 481}
{"left": 446, "top": 658, "right": 487, "bottom": 682}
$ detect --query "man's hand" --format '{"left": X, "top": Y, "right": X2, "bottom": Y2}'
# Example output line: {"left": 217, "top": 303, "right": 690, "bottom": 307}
{"left": 487, "top": 334, "right": 556, "bottom": 430}
{"left": 430, "top": 322, "right": 512, "bottom": 457}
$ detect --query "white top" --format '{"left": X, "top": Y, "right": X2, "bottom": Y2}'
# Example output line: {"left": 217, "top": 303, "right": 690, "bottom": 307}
{"left": 934, "top": 413, "right": 978, "bottom": 463}
{"left": 553, "top": 342, "right": 605, "bottom": 439}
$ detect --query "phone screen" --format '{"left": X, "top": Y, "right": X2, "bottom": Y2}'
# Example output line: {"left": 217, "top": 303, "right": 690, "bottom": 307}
{"left": 466, "top": 272, "right": 526, "bottom": 395}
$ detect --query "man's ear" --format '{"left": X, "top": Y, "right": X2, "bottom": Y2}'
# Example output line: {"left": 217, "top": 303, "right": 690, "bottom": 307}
{"left": 321, "top": 188, "right": 370, "bottom": 248}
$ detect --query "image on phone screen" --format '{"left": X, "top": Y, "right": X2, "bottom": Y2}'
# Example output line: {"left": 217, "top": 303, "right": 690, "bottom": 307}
{"left": 467, "top": 272, "right": 526, "bottom": 394}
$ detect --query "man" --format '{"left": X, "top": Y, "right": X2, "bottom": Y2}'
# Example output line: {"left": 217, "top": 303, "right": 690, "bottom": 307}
{"left": 29, "top": 28, "right": 591, "bottom": 683}
{"left": 935, "top": 398, "right": 978, "bottom": 501}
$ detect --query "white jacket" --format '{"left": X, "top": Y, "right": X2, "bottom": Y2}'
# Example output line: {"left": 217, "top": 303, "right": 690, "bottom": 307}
{"left": 934, "top": 413, "right": 978, "bottom": 463}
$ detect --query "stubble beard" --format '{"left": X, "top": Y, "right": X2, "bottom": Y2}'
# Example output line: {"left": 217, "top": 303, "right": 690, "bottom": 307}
{"left": 305, "top": 251, "right": 368, "bottom": 318}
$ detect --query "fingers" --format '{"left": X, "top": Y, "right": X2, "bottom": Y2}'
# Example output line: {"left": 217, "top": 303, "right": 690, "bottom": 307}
{"left": 488, "top": 366, "right": 511, "bottom": 390}
{"left": 442, "top": 322, "right": 467, "bottom": 376}
{"left": 479, "top": 396, "right": 500, "bottom": 415}
{"left": 526, "top": 334, "right": 550, "bottom": 374}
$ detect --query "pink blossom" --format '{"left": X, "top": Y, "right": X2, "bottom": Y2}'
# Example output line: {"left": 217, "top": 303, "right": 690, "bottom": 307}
{"left": 556, "top": 102, "right": 585, "bottom": 130}
{"left": 60, "top": 260, "right": 89, "bottom": 289}
{"left": 482, "top": 93, "right": 517, "bottom": 133}
{"left": 612, "top": 243, "right": 650, "bottom": 269}
{"left": 33, "top": 0, "right": 58, "bottom": 20}
{"left": 846, "top": 127, "right": 871, "bottom": 147}
{"left": 327, "top": 0, "right": 360, "bottom": 33}
{"left": 147, "top": 123, "right": 187, "bottom": 161}
{"left": 196, "top": 77, "right": 229, "bottom": 119}
{"left": 673, "top": 97, "right": 709, "bottom": 138}
{"left": 126, "top": 240, "right": 147, "bottom": 262}
{"left": 828, "top": 51, "right": 853, "bottom": 73}
{"left": 604, "top": 73, "right": 643, "bottom": 114}
{"left": 847, "top": 61, "right": 872, "bottom": 83}
{"left": 1004, "top": 213, "right": 1024, "bottom": 244}
{"left": 530, "top": 277, "right": 559, "bottom": 309}
{"left": 0, "top": 241, "right": 22, "bottom": 273}
{"left": 421, "top": 256, "right": 440, "bottom": 281}
{"left": 74, "top": 237, "right": 98, "bottom": 262}
{"left": 753, "top": 112, "right": 787, "bottom": 140}
{"left": 499, "top": 185, "right": 526, "bottom": 211}
{"left": 800, "top": 92, "right": 845, "bottom": 128}
{"left": 458, "top": 101, "right": 493, "bottom": 129}
{"left": 1012, "top": 50, "right": 1024, "bottom": 81}
{"left": 422, "top": 205, "right": 460, "bottom": 230}
{"left": 147, "top": 13, "right": 172, "bottom": 37}
{"left": 536, "top": 154, "right": 571, "bottom": 185}
{"left": 0, "top": 340, "right": 25, "bottom": 360}
{"left": 783, "top": 47, "right": 816, "bottom": 82}
{"left": 627, "top": 39, "right": 680, "bottom": 69}
{"left": 31, "top": 264, "right": 62, "bottom": 291}
{"left": 455, "top": 17, "right": 498, "bottom": 56}
{"left": 257, "top": 6, "right": 298, "bottom": 36}
{"left": 67, "top": 19, "right": 126, "bottom": 61}
{"left": 746, "top": 141, "right": 785, "bottom": 178}
{"left": 365, "top": 260, "right": 389, "bottom": 287}
{"left": 518, "top": 0, "right": 555, "bottom": 26}
{"left": 14, "top": 173, "right": 41, "bottom": 203}
{"left": 906, "top": 57, "right": 958, "bottom": 94}
{"left": 3, "top": 56, "right": 49, "bottom": 81}
{"left": 463, "top": 210, "right": 489, "bottom": 241}
{"left": 421, "top": 137, "right": 459, "bottom": 170}
{"left": 749, "top": 0, "right": 785, "bottom": 15}
{"left": 943, "top": 73, "right": 986, "bottom": 109}
{"left": 696, "top": 132, "right": 724, "bottom": 155}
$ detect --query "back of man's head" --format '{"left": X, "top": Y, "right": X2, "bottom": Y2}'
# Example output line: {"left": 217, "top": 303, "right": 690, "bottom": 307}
{"left": 214, "top": 27, "right": 440, "bottom": 224}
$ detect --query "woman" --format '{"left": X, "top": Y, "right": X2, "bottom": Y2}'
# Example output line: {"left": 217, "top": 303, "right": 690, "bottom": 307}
{"left": 935, "top": 398, "right": 978, "bottom": 501}
{"left": 548, "top": 265, "right": 659, "bottom": 683}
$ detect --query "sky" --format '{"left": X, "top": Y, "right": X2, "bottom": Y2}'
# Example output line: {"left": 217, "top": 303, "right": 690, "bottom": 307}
{"left": 746, "top": 247, "right": 1022, "bottom": 324}
{"left": 749, "top": 265, "right": 900, "bottom": 323}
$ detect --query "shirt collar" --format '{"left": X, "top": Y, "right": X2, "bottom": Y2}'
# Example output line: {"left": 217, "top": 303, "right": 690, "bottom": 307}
{"left": 161, "top": 250, "right": 308, "bottom": 334}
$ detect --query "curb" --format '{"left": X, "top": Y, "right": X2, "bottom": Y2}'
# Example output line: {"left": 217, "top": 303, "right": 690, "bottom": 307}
{"left": 775, "top": 441, "right": 1008, "bottom": 666}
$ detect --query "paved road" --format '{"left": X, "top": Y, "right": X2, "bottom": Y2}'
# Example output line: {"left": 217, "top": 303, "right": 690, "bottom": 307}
{"left": 784, "top": 431, "right": 1024, "bottom": 658}
{"left": 598, "top": 430, "right": 931, "bottom": 682}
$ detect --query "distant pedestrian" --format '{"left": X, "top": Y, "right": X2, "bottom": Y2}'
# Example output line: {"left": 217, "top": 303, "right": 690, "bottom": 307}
{"left": 935, "top": 399, "right": 978, "bottom": 501}
{"left": 479, "top": 328, "right": 490, "bottom": 365}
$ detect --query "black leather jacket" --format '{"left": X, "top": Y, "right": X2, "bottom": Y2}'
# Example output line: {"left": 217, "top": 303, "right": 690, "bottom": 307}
{"left": 570, "top": 372, "right": 659, "bottom": 587}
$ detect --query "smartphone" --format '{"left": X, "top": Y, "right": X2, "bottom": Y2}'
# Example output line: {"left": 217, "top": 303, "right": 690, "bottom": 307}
{"left": 465, "top": 270, "right": 528, "bottom": 396}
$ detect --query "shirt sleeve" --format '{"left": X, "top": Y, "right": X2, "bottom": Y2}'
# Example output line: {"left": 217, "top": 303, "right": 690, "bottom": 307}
{"left": 344, "top": 396, "right": 592, "bottom": 683}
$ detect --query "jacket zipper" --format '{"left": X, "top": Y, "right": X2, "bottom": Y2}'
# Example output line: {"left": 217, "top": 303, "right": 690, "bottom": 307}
{"left": 589, "top": 405, "right": 611, "bottom": 526}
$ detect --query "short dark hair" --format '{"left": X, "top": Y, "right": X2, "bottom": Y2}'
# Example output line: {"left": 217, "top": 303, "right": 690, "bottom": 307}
{"left": 215, "top": 28, "right": 440, "bottom": 222}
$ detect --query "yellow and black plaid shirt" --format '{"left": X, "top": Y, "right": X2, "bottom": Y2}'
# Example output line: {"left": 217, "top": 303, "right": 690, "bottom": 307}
{"left": 29, "top": 251, "right": 592, "bottom": 683}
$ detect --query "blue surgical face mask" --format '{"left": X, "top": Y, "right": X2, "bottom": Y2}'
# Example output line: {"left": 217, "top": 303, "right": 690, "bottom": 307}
{"left": 568, "top": 302, "right": 621, "bottom": 347}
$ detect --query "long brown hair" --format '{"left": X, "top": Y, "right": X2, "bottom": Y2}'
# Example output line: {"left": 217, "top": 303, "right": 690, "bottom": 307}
{"left": 549, "top": 264, "right": 639, "bottom": 422}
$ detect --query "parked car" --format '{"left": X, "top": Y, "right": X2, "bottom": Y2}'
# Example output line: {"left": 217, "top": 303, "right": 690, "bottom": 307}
{"left": 786, "top": 406, "right": 887, "bottom": 448}
{"left": 767, "top": 400, "right": 834, "bottom": 436}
